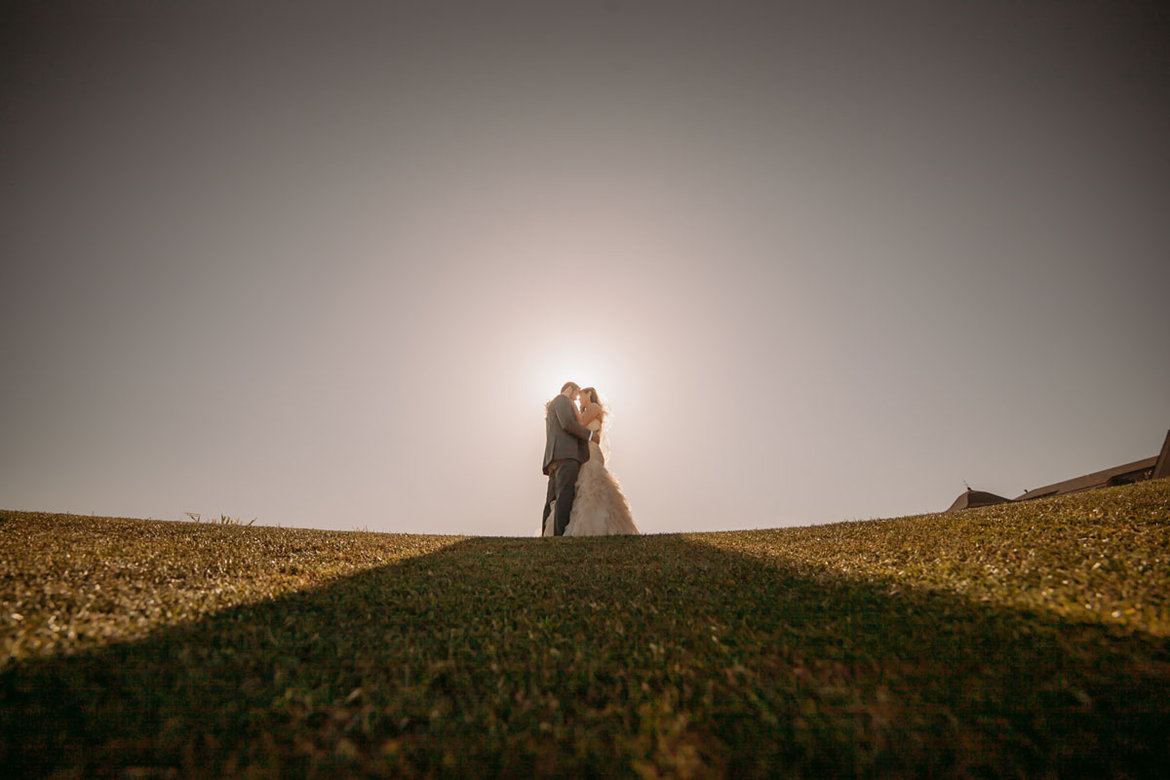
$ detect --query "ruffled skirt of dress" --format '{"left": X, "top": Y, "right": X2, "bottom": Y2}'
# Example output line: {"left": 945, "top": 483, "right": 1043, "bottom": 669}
{"left": 564, "top": 443, "right": 639, "bottom": 536}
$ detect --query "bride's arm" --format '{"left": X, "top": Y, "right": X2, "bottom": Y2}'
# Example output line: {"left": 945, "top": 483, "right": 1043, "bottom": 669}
{"left": 577, "top": 403, "right": 603, "bottom": 428}
{"left": 552, "top": 395, "right": 595, "bottom": 442}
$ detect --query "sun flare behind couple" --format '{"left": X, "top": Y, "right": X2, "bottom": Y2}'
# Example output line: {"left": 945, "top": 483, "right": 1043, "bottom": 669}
{"left": 541, "top": 381, "right": 639, "bottom": 537}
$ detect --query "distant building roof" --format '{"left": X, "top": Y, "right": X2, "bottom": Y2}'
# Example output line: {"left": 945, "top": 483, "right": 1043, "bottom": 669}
{"left": 939, "top": 428, "right": 1169, "bottom": 513}
{"left": 1154, "top": 429, "right": 1170, "bottom": 481}
{"left": 1015, "top": 456, "right": 1158, "bottom": 502}
{"left": 946, "top": 489, "right": 1011, "bottom": 512}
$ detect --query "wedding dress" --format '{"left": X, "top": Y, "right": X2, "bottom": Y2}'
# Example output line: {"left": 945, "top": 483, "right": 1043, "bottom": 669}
{"left": 564, "top": 419, "right": 639, "bottom": 536}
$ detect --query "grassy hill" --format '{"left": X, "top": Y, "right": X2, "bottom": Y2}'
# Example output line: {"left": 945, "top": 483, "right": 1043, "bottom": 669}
{"left": 3, "top": 480, "right": 1168, "bottom": 778}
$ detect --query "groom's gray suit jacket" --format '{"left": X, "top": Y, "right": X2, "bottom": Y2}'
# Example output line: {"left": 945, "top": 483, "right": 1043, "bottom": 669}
{"left": 543, "top": 394, "right": 593, "bottom": 475}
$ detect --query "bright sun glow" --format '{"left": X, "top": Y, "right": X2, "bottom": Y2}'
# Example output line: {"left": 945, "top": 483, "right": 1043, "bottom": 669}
{"left": 535, "top": 363, "right": 612, "bottom": 403}
{"left": 522, "top": 339, "right": 625, "bottom": 409}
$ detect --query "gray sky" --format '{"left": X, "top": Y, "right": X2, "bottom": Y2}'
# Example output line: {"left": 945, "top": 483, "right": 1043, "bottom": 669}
{"left": 3, "top": 1, "right": 1168, "bottom": 535}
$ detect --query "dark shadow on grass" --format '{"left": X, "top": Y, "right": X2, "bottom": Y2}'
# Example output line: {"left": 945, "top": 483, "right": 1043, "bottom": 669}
{"left": 3, "top": 534, "right": 1169, "bottom": 778}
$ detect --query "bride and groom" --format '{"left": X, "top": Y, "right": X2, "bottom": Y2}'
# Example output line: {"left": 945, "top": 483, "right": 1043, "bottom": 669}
{"left": 541, "top": 381, "right": 639, "bottom": 537}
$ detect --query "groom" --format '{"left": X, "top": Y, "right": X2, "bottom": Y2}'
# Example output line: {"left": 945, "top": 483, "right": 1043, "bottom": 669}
{"left": 542, "top": 381, "right": 602, "bottom": 536}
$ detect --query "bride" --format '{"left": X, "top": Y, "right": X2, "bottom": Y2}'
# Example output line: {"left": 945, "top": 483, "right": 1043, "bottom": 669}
{"left": 562, "top": 387, "right": 639, "bottom": 536}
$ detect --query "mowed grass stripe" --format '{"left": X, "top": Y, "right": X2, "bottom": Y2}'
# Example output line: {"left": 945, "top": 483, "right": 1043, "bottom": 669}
{"left": 2, "top": 480, "right": 1168, "bottom": 778}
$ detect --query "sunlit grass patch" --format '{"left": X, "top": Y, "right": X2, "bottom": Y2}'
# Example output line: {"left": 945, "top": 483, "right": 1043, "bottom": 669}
{"left": 688, "top": 479, "right": 1170, "bottom": 635}
{"left": 0, "top": 512, "right": 464, "bottom": 663}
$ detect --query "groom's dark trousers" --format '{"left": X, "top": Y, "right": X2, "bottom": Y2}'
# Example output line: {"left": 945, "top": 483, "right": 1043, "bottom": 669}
{"left": 544, "top": 459, "right": 581, "bottom": 536}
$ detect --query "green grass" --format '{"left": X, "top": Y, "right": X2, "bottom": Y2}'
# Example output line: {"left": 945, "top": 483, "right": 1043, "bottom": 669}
{"left": 3, "top": 480, "right": 1169, "bottom": 778}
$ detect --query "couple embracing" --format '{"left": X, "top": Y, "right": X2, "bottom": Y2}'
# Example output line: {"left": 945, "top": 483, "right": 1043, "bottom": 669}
{"left": 541, "top": 381, "right": 639, "bottom": 537}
